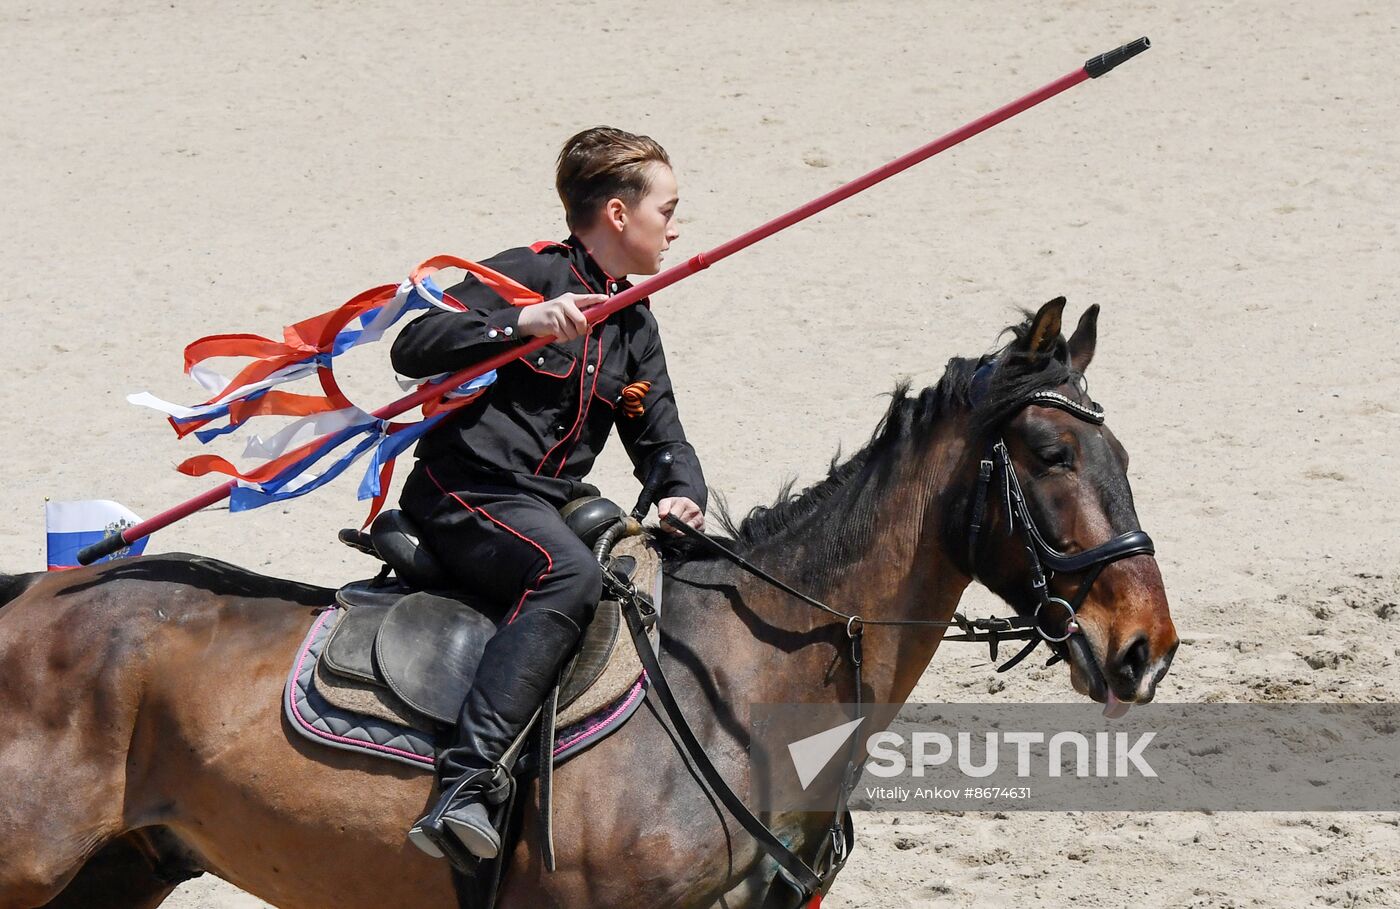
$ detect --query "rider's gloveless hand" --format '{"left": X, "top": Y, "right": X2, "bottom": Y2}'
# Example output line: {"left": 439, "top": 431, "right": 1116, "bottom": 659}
{"left": 517, "top": 293, "right": 607, "bottom": 342}
{"left": 658, "top": 497, "right": 704, "bottom": 533}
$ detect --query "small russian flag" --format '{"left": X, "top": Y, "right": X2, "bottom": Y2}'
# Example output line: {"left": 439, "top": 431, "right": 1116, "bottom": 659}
{"left": 45, "top": 500, "right": 149, "bottom": 571}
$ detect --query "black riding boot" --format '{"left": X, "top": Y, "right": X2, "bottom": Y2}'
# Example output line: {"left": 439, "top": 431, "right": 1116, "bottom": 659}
{"left": 410, "top": 607, "right": 584, "bottom": 863}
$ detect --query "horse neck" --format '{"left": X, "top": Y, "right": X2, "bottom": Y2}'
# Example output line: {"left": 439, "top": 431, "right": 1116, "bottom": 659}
{"left": 656, "top": 413, "right": 980, "bottom": 881}
{"left": 716, "top": 414, "right": 976, "bottom": 709}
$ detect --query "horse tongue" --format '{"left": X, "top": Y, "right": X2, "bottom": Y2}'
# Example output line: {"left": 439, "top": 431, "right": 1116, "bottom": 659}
{"left": 1103, "top": 691, "right": 1131, "bottom": 719}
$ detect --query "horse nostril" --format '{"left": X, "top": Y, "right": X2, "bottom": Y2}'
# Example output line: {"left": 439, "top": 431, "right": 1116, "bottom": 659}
{"left": 1116, "top": 635, "right": 1150, "bottom": 687}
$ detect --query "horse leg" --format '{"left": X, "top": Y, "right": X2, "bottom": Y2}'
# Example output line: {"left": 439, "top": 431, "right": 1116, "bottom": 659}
{"left": 0, "top": 709, "right": 127, "bottom": 905}
{"left": 0, "top": 746, "right": 132, "bottom": 909}
{"left": 39, "top": 830, "right": 199, "bottom": 909}
{"left": 0, "top": 576, "right": 148, "bottom": 908}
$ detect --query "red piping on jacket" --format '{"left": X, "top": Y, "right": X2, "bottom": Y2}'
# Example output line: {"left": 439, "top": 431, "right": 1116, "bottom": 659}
{"left": 426, "top": 465, "right": 554, "bottom": 625}
{"left": 553, "top": 329, "right": 607, "bottom": 478}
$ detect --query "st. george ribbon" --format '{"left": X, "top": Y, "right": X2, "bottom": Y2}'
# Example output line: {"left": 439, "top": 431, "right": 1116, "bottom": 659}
{"left": 78, "top": 37, "right": 1151, "bottom": 566}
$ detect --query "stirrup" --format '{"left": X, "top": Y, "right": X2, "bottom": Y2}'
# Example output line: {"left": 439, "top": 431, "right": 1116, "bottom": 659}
{"left": 409, "top": 817, "right": 461, "bottom": 863}
{"left": 409, "top": 767, "right": 508, "bottom": 858}
{"left": 408, "top": 819, "right": 481, "bottom": 875}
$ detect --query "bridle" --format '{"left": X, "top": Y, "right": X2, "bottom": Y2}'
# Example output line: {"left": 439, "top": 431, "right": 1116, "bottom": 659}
{"left": 963, "top": 378, "right": 1156, "bottom": 670}
{"left": 656, "top": 369, "right": 1159, "bottom": 671}
{"left": 605, "top": 367, "right": 1159, "bottom": 905}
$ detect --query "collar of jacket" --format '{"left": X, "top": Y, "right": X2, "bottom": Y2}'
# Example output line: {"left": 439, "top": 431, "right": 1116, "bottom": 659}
{"left": 562, "top": 234, "right": 633, "bottom": 297}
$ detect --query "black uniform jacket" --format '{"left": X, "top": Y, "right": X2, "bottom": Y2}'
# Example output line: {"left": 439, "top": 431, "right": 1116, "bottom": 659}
{"left": 391, "top": 236, "right": 707, "bottom": 510}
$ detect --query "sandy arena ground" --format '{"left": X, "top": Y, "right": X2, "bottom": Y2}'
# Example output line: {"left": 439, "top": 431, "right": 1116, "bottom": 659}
{"left": 3, "top": 1, "right": 1398, "bottom": 906}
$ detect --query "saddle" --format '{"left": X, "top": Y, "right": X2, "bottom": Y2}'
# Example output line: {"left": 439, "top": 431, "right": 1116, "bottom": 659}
{"left": 317, "top": 501, "right": 659, "bottom": 738}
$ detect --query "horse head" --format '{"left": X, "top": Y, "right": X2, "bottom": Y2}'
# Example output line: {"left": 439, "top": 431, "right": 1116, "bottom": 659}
{"left": 680, "top": 297, "right": 1176, "bottom": 713}
{"left": 959, "top": 298, "right": 1178, "bottom": 709}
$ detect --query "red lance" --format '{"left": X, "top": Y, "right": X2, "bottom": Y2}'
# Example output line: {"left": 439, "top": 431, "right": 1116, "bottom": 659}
{"left": 79, "top": 38, "right": 1151, "bottom": 566}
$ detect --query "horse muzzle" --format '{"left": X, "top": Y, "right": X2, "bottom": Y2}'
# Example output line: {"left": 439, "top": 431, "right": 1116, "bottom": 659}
{"left": 1066, "top": 624, "right": 1178, "bottom": 715}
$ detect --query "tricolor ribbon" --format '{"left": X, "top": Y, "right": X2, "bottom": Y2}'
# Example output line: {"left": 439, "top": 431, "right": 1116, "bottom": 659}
{"left": 129, "top": 256, "right": 541, "bottom": 525}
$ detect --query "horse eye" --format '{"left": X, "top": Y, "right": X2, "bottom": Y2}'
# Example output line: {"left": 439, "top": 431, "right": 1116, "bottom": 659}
{"left": 1036, "top": 445, "right": 1073, "bottom": 467}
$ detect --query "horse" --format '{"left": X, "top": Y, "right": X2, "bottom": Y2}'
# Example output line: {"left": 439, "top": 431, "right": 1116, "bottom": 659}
{"left": 0, "top": 298, "right": 1176, "bottom": 909}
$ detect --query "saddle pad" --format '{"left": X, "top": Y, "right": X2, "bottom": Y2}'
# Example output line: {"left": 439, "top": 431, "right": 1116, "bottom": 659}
{"left": 285, "top": 607, "right": 647, "bottom": 771}
{"left": 287, "top": 609, "right": 439, "bottom": 766}
{"left": 314, "top": 655, "right": 421, "bottom": 729}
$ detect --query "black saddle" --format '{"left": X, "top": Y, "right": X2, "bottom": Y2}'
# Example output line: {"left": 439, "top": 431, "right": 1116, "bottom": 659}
{"left": 324, "top": 500, "right": 629, "bottom": 728}
{"left": 337, "top": 498, "right": 625, "bottom": 591}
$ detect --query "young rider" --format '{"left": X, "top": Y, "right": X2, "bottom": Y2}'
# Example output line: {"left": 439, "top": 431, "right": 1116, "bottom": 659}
{"left": 390, "top": 126, "right": 707, "bottom": 862}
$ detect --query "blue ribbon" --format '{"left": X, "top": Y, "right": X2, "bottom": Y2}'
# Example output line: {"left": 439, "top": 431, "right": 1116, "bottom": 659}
{"left": 228, "top": 366, "right": 497, "bottom": 512}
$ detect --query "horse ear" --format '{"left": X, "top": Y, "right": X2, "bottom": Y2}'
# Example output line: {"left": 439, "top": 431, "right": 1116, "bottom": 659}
{"left": 1068, "top": 304, "right": 1100, "bottom": 373}
{"left": 1023, "top": 297, "right": 1067, "bottom": 355}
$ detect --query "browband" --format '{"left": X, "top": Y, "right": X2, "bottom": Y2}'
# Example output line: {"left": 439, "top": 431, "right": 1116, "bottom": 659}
{"left": 1023, "top": 390, "right": 1104, "bottom": 425}
{"left": 969, "top": 362, "right": 1105, "bottom": 426}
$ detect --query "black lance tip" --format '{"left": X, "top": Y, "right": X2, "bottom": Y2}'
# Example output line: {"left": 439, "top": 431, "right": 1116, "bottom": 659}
{"left": 1084, "top": 37, "right": 1151, "bottom": 78}
{"left": 77, "top": 532, "right": 129, "bottom": 566}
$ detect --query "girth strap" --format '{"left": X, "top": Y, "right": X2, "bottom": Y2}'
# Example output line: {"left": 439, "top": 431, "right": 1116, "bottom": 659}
{"left": 619, "top": 595, "right": 826, "bottom": 897}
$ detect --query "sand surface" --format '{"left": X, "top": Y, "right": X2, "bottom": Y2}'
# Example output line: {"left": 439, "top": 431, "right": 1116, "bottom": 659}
{"left": 3, "top": 0, "right": 1397, "bottom": 906}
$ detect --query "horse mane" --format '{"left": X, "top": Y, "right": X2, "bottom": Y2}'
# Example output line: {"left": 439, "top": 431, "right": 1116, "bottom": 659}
{"left": 659, "top": 308, "right": 1080, "bottom": 571}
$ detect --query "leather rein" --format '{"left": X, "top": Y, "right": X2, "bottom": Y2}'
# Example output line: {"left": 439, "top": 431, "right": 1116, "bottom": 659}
{"left": 663, "top": 382, "right": 1156, "bottom": 673}
{"left": 605, "top": 379, "right": 1156, "bottom": 906}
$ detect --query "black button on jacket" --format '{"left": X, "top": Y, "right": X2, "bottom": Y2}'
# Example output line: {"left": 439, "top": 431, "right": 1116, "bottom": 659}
{"left": 390, "top": 237, "right": 707, "bottom": 510}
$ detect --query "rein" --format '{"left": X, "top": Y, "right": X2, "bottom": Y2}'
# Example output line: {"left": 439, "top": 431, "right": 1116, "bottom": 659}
{"left": 661, "top": 516, "right": 1045, "bottom": 667}
{"left": 658, "top": 382, "right": 1154, "bottom": 672}
{"left": 605, "top": 379, "right": 1157, "bottom": 908}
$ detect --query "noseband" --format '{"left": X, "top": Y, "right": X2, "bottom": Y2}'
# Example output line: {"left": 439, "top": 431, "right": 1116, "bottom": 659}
{"left": 620, "top": 375, "right": 1159, "bottom": 901}
{"left": 965, "top": 382, "right": 1155, "bottom": 666}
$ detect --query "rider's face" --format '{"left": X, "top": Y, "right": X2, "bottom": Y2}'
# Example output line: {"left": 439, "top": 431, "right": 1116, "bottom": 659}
{"left": 617, "top": 164, "right": 679, "bottom": 276}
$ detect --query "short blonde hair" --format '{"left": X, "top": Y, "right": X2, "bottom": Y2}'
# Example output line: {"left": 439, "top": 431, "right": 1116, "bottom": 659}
{"left": 556, "top": 127, "right": 671, "bottom": 232}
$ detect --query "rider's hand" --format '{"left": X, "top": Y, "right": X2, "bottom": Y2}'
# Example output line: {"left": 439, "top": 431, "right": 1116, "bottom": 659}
{"left": 517, "top": 293, "right": 607, "bottom": 342}
{"left": 658, "top": 497, "right": 704, "bottom": 533}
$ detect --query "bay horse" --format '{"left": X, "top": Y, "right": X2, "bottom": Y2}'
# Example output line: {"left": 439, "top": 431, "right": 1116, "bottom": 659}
{"left": 0, "top": 299, "right": 1176, "bottom": 909}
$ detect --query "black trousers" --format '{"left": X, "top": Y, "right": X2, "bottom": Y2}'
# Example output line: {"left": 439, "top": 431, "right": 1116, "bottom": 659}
{"left": 401, "top": 463, "right": 603, "bottom": 791}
